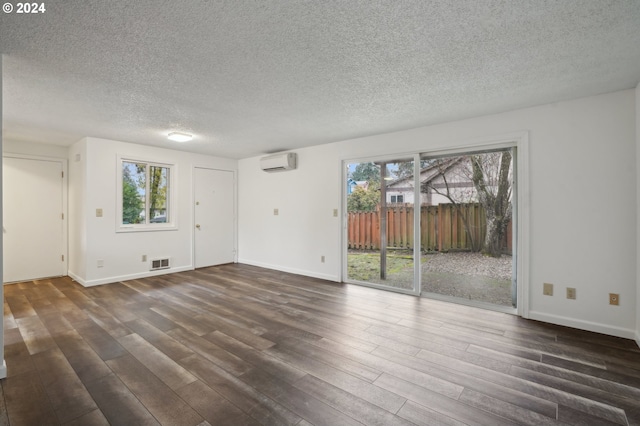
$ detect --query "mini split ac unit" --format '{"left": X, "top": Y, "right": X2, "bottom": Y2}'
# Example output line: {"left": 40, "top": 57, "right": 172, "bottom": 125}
{"left": 260, "top": 152, "right": 297, "bottom": 172}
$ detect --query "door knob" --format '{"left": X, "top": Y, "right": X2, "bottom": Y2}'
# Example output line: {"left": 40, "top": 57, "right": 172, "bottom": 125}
{"left": 196, "top": 224, "right": 201, "bottom": 229}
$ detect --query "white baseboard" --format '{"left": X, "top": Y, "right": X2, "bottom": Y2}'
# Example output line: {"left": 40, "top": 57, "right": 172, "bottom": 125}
{"left": 528, "top": 310, "right": 636, "bottom": 340}
{"left": 68, "top": 266, "right": 194, "bottom": 287}
{"left": 238, "top": 258, "right": 340, "bottom": 283}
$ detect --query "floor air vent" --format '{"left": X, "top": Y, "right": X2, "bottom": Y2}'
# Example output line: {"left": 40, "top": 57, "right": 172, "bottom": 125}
{"left": 150, "top": 258, "right": 170, "bottom": 271}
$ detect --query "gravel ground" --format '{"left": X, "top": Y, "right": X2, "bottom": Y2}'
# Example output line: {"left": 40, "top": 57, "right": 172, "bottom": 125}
{"left": 423, "top": 252, "right": 512, "bottom": 281}
{"left": 422, "top": 252, "right": 514, "bottom": 307}
{"left": 360, "top": 251, "right": 514, "bottom": 307}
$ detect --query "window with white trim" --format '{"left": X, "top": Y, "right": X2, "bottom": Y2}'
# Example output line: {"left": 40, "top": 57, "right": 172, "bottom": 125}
{"left": 118, "top": 158, "right": 175, "bottom": 230}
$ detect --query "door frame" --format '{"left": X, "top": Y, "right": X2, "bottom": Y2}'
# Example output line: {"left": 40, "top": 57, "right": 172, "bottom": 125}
{"left": 3, "top": 153, "right": 68, "bottom": 283}
{"left": 341, "top": 153, "right": 422, "bottom": 296}
{"left": 191, "top": 166, "right": 238, "bottom": 269}
{"left": 341, "top": 131, "right": 529, "bottom": 318}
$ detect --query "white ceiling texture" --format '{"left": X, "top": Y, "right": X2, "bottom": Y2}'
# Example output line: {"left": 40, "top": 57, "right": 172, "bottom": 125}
{"left": 1, "top": 0, "right": 640, "bottom": 159}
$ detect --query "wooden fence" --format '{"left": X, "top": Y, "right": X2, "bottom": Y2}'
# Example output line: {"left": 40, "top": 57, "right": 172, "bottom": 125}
{"left": 348, "top": 203, "right": 512, "bottom": 253}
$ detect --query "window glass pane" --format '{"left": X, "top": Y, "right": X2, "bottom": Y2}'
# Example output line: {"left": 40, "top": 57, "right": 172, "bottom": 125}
{"left": 149, "top": 166, "right": 169, "bottom": 223}
{"left": 122, "top": 161, "right": 146, "bottom": 224}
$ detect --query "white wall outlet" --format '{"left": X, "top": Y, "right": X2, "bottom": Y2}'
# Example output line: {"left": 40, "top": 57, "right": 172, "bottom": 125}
{"left": 321, "top": 255, "right": 325, "bottom": 263}
{"left": 96, "top": 208, "right": 103, "bottom": 217}
{"left": 333, "top": 209, "right": 338, "bottom": 217}
{"left": 566, "top": 287, "right": 576, "bottom": 299}
{"left": 274, "top": 208, "right": 279, "bottom": 216}
{"left": 543, "top": 282, "right": 553, "bottom": 296}
{"left": 142, "top": 255, "right": 147, "bottom": 262}
{"left": 97, "top": 259, "right": 104, "bottom": 268}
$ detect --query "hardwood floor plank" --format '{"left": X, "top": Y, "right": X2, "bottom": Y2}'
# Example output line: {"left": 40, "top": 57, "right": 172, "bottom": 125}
{"left": 175, "top": 380, "right": 261, "bottom": 426}
{"left": 168, "top": 328, "right": 251, "bottom": 376}
{"left": 178, "top": 353, "right": 302, "bottom": 425}
{"left": 62, "top": 409, "right": 110, "bottom": 426}
{"left": 204, "top": 330, "right": 307, "bottom": 384}
{"left": 84, "top": 373, "right": 160, "bottom": 426}
{"left": 3, "top": 327, "right": 36, "bottom": 378}
{"left": 15, "top": 315, "right": 57, "bottom": 355}
{"left": 5, "top": 295, "right": 37, "bottom": 319}
{"left": 264, "top": 334, "right": 382, "bottom": 382}
{"left": 151, "top": 305, "right": 214, "bottom": 336}
{"left": 294, "top": 374, "right": 415, "bottom": 426}
{"left": 457, "top": 388, "right": 559, "bottom": 425}
{"left": 32, "top": 348, "right": 98, "bottom": 423}
{"left": 52, "top": 329, "right": 113, "bottom": 384}
{"left": 396, "top": 400, "right": 467, "bottom": 426}
{"left": 240, "top": 368, "right": 364, "bottom": 426}
{"left": 2, "top": 370, "right": 58, "bottom": 426}
{"left": 105, "top": 354, "right": 204, "bottom": 426}
{"left": 124, "top": 317, "right": 196, "bottom": 361}
{"left": 265, "top": 342, "right": 407, "bottom": 413}
{"left": 3, "top": 266, "right": 640, "bottom": 426}
{"left": 374, "top": 373, "right": 520, "bottom": 426}
{"left": 74, "top": 319, "right": 128, "bottom": 361}
{"left": 117, "top": 333, "right": 198, "bottom": 390}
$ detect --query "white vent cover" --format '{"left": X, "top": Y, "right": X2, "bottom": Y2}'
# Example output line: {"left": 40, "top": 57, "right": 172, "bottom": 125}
{"left": 260, "top": 152, "right": 297, "bottom": 172}
{"left": 150, "top": 258, "right": 170, "bottom": 271}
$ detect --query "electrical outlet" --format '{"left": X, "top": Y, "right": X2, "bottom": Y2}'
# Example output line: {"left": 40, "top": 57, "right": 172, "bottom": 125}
{"left": 566, "top": 287, "right": 576, "bottom": 299}
{"left": 273, "top": 208, "right": 279, "bottom": 216}
{"left": 97, "top": 259, "right": 104, "bottom": 268}
{"left": 321, "top": 255, "right": 325, "bottom": 263}
{"left": 609, "top": 293, "right": 619, "bottom": 306}
{"left": 543, "top": 282, "right": 553, "bottom": 296}
{"left": 96, "top": 208, "right": 103, "bottom": 217}
{"left": 333, "top": 209, "right": 338, "bottom": 217}
{"left": 142, "top": 255, "right": 147, "bottom": 262}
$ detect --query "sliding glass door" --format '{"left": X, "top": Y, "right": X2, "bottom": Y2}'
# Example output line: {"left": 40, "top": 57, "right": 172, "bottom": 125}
{"left": 345, "top": 157, "right": 419, "bottom": 294}
{"left": 419, "top": 148, "right": 516, "bottom": 310}
{"left": 343, "top": 141, "right": 521, "bottom": 314}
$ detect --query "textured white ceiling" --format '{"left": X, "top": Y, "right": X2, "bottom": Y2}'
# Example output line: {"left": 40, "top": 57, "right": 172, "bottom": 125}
{"left": 1, "top": 0, "right": 640, "bottom": 159}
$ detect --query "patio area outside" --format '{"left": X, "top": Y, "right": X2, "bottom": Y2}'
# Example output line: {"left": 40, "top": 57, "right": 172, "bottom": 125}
{"left": 347, "top": 251, "right": 513, "bottom": 306}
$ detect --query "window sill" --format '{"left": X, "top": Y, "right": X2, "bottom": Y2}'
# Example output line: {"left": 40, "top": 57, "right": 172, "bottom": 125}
{"left": 116, "top": 224, "right": 178, "bottom": 233}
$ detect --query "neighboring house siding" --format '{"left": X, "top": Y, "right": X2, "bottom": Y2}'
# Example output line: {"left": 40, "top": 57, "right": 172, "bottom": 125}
{"left": 386, "top": 159, "right": 479, "bottom": 206}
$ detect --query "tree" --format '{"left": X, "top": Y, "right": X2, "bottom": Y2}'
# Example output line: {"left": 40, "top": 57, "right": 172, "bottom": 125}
{"left": 422, "top": 158, "right": 482, "bottom": 252}
{"left": 122, "top": 166, "right": 143, "bottom": 224}
{"left": 149, "top": 166, "right": 168, "bottom": 221}
{"left": 347, "top": 181, "right": 380, "bottom": 212}
{"left": 470, "top": 151, "right": 512, "bottom": 257}
{"left": 421, "top": 151, "right": 513, "bottom": 257}
{"left": 395, "top": 160, "right": 432, "bottom": 179}
{"left": 351, "top": 162, "right": 380, "bottom": 182}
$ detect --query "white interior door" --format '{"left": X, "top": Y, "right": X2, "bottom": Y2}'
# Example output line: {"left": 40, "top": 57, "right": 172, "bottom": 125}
{"left": 3, "top": 156, "right": 65, "bottom": 283}
{"left": 194, "top": 168, "right": 235, "bottom": 268}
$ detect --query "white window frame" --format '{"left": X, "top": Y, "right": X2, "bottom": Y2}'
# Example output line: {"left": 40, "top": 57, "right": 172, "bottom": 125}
{"left": 116, "top": 155, "right": 177, "bottom": 232}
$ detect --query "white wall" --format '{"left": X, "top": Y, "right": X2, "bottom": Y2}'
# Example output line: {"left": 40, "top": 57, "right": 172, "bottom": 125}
{"left": 636, "top": 83, "right": 640, "bottom": 347}
{"left": 3, "top": 139, "right": 70, "bottom": 158}
{"left": 69, "top": 137, "right": 237, "bottom": 286}
{"left": 0, "top": 54, "right": 6, "bottom": 379}
{"left": 239, "top": 89, "right": 637, "bottom": 339}
{"left": 68, "top": 140, "right": 86, "bottom": 281}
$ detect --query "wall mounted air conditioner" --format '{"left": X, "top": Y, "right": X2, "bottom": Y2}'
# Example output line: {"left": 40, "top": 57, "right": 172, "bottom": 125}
{"left": 260, "top": 152, "right": 297, "bottom": 172}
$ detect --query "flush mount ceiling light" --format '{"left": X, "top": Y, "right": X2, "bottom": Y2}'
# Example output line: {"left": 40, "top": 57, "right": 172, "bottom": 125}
{"left": 167, "top": 132, "right": 192, "bottom": 142}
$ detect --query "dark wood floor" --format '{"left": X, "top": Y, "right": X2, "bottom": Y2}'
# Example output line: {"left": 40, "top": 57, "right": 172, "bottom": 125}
{"left": 1, "top": 264, "right": 640, "bottom": 426}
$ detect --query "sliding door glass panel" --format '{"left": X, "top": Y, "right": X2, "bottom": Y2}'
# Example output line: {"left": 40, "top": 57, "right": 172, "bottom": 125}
{"left": 419, "top": 149, "right": 515, "bottom": 308}
{"left": 346, "top": 159, "right": 416, "bottom": 293}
